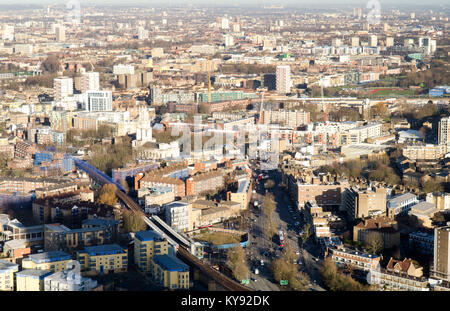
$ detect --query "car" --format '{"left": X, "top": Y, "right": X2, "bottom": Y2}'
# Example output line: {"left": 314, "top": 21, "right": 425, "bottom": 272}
{"left": 251, "top": 278, "right": 257, "bottom": 282}
{"left": 295, "top": 251, "right": 300, "bottom": 255}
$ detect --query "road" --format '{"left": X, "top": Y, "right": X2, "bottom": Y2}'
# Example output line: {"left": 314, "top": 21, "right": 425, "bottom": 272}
{"left": 245, "top": 164, "right": 325, "bottom": 291}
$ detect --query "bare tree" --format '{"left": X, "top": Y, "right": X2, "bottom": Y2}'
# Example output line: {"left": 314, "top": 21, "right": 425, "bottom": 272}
{"left": 366, "top": 232, "right": 384, "bottom": 254}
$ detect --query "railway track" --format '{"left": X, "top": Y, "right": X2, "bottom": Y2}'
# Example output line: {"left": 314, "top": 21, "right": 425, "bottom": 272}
{"left": 74, "top": 158, "right": 252, "bottom": 291}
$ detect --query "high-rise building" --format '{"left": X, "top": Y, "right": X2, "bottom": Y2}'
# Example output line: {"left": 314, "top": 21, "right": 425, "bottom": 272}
{"left": 221, "top": 17, "right": 229, "bottom": 29}
{"left": 85, "top": 91, "right": 113, "bottom": 112}
{"left": 438, "top": 117, "right": 450, "bottom": 145}
{"left": 80, "top": 72, "right": 99, "bottom": 93}
{"left": 276, "top": 65, "right": 291, "bottom": 94}
{"left": 2, "top": 24, "right": 14, "bottom": 41}
{"left": 351, "top": 36, "right": 360, "bottom": 47}
{"left": 386, "top": 37, "right": 394, "bottom": 47}
{"left": 113, "top": 64, "right": 135, "bottom": 75}
{"left": 224, "top": 34, "right": 234, "bottom": 47}
{"left": 410, "top": 12, "right": 416, "bottom": 19}
{"left": 138, "top": 26, "right": 149, "bottom": 40}
{"left": 432, "top": 226, "right": 450, "bottom": 281}
{"left": 370, "top": 35, "right": 378, "bottom": 47}
{"left": 332, "top": 38, "right": 342, "bottom": 47}
{"left": 358, "top": 8, "right": 362, "bottom": 19}
{"left": 55, "top": 25, "right": 65, "bottom": 42}
{"left": 54, "top": 77, "right": 73, "bottom": 103}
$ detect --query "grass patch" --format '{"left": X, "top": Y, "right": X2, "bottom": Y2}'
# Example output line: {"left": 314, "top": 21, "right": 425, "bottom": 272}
{"left": 193, "top": 231, "right": 241, "bottom": 245}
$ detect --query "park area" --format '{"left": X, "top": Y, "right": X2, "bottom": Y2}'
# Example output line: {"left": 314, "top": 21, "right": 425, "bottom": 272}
{"left": 193, "top": 230, "right": 242, "bottom": 246}
{"left": 366, "top": 88, "right": 419, "bottom": 97}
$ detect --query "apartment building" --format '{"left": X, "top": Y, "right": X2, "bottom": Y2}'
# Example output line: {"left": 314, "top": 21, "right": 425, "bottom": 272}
{"left": 53, "top": 77, "right": 73, "bottom": 103}
{"left": 85, "top": 91, "right": 113, "bottom": 112}
{"left": 15, "top": 269, "right": 53, "bottom": 291}
{"left": 0, "top": 259, "right": 19, "bottom": 291}
{"left": 262, "top": 110, "right": 310, "bottom": 127}
{"left": 293, "top": 179, "right": 348, "bottom": 208}
{"left": 44, "top": 269, "right": 98, "bottom": 291}
{"left": 77, "top": 244, "right": 128, "bottom": 274}
{"left": 22, "top": 251, "right": 72, "bottom": 272}
{"left": 134, "top": 230, "right": 169, "bottom": 273}
{"left": 276, "top": 65, "right": 291, "bottom": 94}
{"left": 367, "top": 258, "right": 429, "bottom": 291}
{"left": 328, "top": 246, "right": 381, "bottom": 272}
{"left": 139, "top": 175, "right": 186, "bottom": 198}
{"left": 408, "top": 201, "right": 438, "bottom": 228}
{"left": 353, "top": 217, "right": 400, "bottom": 249}
{"left": 151, "top": 254, "right": 190, "bottom": 289}
{"left": 165, "top": 202, "right": 190, "bottom": 232}
{"left": 403, "top": 144, "right": 446, "bottom": 161}
{"left": 229, "top": 179, "right": 252, "bottom": 210}
{"left": 44, "top": 219, "right": 119, "bottom": 252}
{"left": 409, "top": 231, "right": 434, "bottom": 255}
{"left": 342, "top": 187, "right": 387, "bottom": 219}
{"left": 387, "top": 193, "right": 419, "bottom": 218}
{"left": 348, "top": 123, "right": 382, "bottom": 144}
{"left": 432, "top": 226, "right": 450, "bottom": 281}
{"left": 80, "top": 71, "right": 100, "bottom": 93}
{"left": 138, "top": 186, "right": 174, "bottom": 210}
{"left": 438, "top": 117, "right": 450, "bottom": 145}
{"left": 304, "top": 201, "right": 331, "bottom": 240}
{"left": 186, "top": 171, "right": 224, "bottom": 196}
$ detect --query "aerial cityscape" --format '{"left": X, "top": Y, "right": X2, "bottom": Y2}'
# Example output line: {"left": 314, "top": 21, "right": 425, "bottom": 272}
{"left": 0, "top": 0, "right": 448, "bottom": 295}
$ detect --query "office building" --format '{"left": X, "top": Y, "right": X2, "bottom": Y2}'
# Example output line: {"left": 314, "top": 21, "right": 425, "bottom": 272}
{"left": 276, "top": 65, "right": 291, "bottom": 94}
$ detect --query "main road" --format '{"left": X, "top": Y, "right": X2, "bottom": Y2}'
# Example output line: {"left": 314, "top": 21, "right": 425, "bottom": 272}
{"left": 246, "top": 164, "right": 325, "bottom": 291}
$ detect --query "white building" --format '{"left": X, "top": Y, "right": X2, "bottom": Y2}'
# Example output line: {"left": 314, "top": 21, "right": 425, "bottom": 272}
{"left": 0, "top": 259, "right": 18, "bottom": 291}
{"left": 348, "top": 123, "right": 382, "bottom": 144}
{"left": 387, "top": 193, "right": 419, "bottom": 217}
{"left": 80, "top": 72, "right": 100, "bottom": 93}
{"left": 138, "top": 26, "right": 149, "bottom": 40}
{"left": 224, "top": 34, "right": 234, "bottom": 47}
{"left": 84, "top": 91, "right": 113, "bottom": 112}
{"left": 221, "top": 17, "right": 229, "bottom": 29}
{"left": 370, "top": 35, "right": 378, "bottom": 47}
{"left": 386, "top": 37, "right": 394, "bottom": 47}
{"left": 276, "top": 65, "right": 291, "bottom": 94}
{"left": 351, "top": 36, "right": 360, "bottom": 47}
{"left": 44, "top": 261, "right": 97, "bottom": 291}
{"left": 165, "top": 202, "right": 189, "bottom": 232}
{"left": 2, "top": 24, "right": 14, "bottom": 41}
{"left": 113, "top": 64, "right": 135, "bottom": 75}
{"left": 54, "top": 77, "right": 74, "bottom": 103}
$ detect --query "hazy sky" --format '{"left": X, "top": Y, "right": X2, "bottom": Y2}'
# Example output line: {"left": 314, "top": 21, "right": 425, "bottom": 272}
{"left": 0, "top": 0, "right": 447, "bottom": 6}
